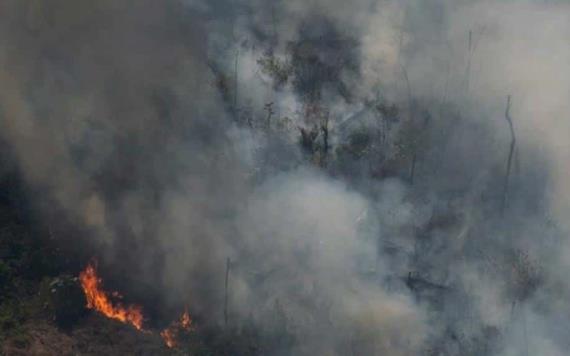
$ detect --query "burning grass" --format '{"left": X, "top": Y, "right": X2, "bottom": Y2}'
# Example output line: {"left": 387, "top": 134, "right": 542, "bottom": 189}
{"left": 79, "top": 261, "right": 193, "bottom": 349}
{"left": 160, "top": 308, "right": 192, "bottom": 348}
{"left": 79, "top": 262, "right": 145, "bottom": 330}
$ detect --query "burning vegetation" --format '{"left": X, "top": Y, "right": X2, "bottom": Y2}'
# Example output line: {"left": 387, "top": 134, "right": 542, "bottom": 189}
{"left": 1, "top": 0, "right": 570, "bottom": 355}
{"left": 79, "top": 261, "right": 193, "bottom": 349}
{"left": 160, "top": 308, "right": 192, "bottom": 348}
{"left": 79, "top": 262, "right": 145, "bottom": 331}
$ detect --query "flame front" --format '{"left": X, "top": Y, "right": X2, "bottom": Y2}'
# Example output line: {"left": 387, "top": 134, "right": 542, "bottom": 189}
{"left": 161, "top": 308, "right": 193, "bottom": 348}
{"left": 160, "top": 328, "right": 177, "bottom": 348}
{"left": 180, "top": 308, "right": 191, "bottom": 330}
{"left": 79, "top": 260, "right": 194, "bottom": 348}
{"left": 79, "top": 262, "right": 144, "bottom": 330}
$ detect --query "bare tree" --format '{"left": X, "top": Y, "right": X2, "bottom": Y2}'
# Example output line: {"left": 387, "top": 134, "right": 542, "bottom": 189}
{"left": 394, "top": 13, "right": 419, "bottom": 185}
{"left": 224, "top": 257, "right": 232, "bottom": 326}
{"left": 320, "top": 111, "right": 330, "bottom": 167}
{"left": 233, "top": 48, "right": 240, "bottom": 119}
{"left": 478, "top": 248, "right": 540, "bottom": 356}
{"left": 464, "top": 30, "right": 473, "bottom": 95}
{"left": 463, "top": 27, "right": 486, "bottom": 98}
{"left": 508, "top": 250, "right": 541, "bottom": 356}
{"left": 396, "top": 62, "right": 418, "bottom": 185}
{"left": 501, "top": 95, "right": 516, "bottom": 213}
{"left": 299, "top": 125, "right": 319, "bottom": 158}
{"left": 264, "top": 102, "right": 275, "bottom": 130}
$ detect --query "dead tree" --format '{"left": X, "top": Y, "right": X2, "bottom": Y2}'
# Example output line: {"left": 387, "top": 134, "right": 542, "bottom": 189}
{"left": 501, "top": 95, "right": 516, "bottom": 213}
{"left": 441, "top": 57, "right": 451, "bottom": 107}
{"left": 299, "top": 125, "right": 319, "bottom": 161}
{"left": 508, "top": 250, "right": 540, "bottom": 356}
{"left": 397, "top": 62, "right": 417, "bottom": 185}
{"left": 464, "top": 30, "right": 473, "bottom": 95}
{"left": 264, "top": 102, "right": 275, "bottom": 130}
{"left": 233, "top": 48, "right": 240, "bottom": 119}
{"left": 464, "top": 27, "right": 486, "bottom": 98}
{"left": 224, "top": 257, "right": 231, "bottom": 326}
{"left": 407, "top": 109, "right": 430, "bottom": 186}
{"left": 478, "top": 248, "right": 537, "bottom": 356}
{"left": 320, "top": 112, "right": 330, "bottom": 166}
{"left": 409, "top": 152, "right": 417, "bottom": 184}
{"left": 270, "top": 2, "right": 278, "bottom": 48}
{"left": 395, "top": 8, "right": 413, "bottom": 125}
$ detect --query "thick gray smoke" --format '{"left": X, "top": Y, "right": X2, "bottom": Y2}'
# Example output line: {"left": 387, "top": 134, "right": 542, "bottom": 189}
{"left": 1, "top": 0, "right": 569, "bottom": 355}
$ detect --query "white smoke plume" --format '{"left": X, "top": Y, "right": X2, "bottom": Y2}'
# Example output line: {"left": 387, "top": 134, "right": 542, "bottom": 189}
{"left": 1, "top": 0, "right": 570, "bottom": 355}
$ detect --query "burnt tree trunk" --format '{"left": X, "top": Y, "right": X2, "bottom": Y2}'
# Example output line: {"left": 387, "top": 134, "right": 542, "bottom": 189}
{"left": 501, "top": 95, "right": 516, "bottom": 213}
{"left": 224, "top": 257, "right": 231, "bottom": 326}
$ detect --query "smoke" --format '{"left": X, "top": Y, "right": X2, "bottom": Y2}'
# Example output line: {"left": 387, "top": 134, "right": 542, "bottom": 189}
{"left": 229, "top": 169, "right": 426, "bottom": 355}
{"left": 1, "top": 0, "right": 570, "bottom": 355}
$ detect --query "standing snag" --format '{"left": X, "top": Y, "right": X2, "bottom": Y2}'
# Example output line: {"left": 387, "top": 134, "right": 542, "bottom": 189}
{"left": 224, "top": 257, "right": 232, "bottom": 327}
{"left": 501, "top": 95, "right": 516, "bottom": 213}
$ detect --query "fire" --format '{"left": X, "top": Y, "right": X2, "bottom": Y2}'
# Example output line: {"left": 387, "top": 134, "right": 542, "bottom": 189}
{"left": 79, "top": 262, "right": 144, "bottom": 330}
{"left": 180, "top": 308, "right": 192, "bottom": 330}
{"left": 160, "top": 328, "right": 177, "bottom": 348}
{"left": 160, "top": 308, "right": 193, "bottom": 348}
{"left": 79, "top": 260, "right": 194, "bottom": 348}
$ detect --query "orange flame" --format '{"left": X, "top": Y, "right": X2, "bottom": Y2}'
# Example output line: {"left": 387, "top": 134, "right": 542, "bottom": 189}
{"left": 79, "top": 260, "right": 194, "bottom": 348}
{"left": 160, "top": 328, "right": 177, "bottom": 348}
{"left": 160, "top": 308, "right": 193, "bottom": 348}
{"left": 180, "top": 308, "right": 192, "bottom": 330}
{"left": 79, "top": 262, "right": 144, "bottom": 330}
